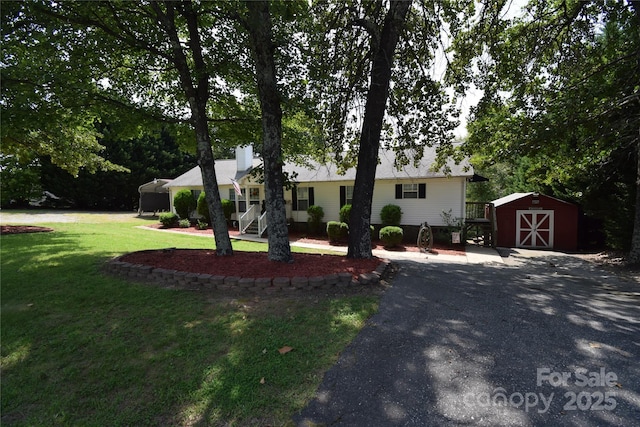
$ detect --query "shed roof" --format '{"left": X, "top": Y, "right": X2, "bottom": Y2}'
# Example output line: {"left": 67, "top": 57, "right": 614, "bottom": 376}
{"left": 165, "top": 148, "right": 473, "bottom": 188}
{"left": 491, "top": 192, "right": 534, "bottom": 207}
{"left": 491, "top": 192, "right": 576, "bottom": 208}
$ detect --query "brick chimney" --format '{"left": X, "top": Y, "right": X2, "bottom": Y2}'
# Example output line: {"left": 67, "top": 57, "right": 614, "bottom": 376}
{"left": 236, "top": 145, "right": 253, "bottom": 171}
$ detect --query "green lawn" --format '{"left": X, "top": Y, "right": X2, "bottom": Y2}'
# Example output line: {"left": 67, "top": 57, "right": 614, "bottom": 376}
{"left": 1, "top": 215, "right": 379, "bottom": 426}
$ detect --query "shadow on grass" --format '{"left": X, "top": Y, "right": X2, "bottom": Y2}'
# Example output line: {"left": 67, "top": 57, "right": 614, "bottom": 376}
{"left": 1, "top": 228, "right": 379, "bottom": 426}
{"left": 174, "top": 296, "right": 378, "bottom": 426}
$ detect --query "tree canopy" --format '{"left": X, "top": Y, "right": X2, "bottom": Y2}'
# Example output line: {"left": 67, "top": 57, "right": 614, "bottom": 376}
{"left": 451, "top": 0, "right": 640, "bottom": 260}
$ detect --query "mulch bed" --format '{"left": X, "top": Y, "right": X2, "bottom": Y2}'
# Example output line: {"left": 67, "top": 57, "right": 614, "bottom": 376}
{"left": 0, "top": 225, "right": 54, "bottom": 235}
{"left": 145, "top": 223, "right": 466, "bottom": 256}
{"left": 120, "top": 249, "right": 383, "bottom": 279}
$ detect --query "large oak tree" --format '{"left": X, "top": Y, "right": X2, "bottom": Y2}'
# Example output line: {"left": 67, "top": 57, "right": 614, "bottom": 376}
{"left": 309, "top": 0, "right": 465, "bottom": 258}
{"left": 2, "top": 1, "right": 304, "bottom": 261}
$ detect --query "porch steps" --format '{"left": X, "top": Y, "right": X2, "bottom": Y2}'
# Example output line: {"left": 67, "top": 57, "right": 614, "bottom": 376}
{"left": 243, "top": 220, "right": 267, "bottom": 236}
{"left": 244, "top": 222, "right": 259, "bottom": 235}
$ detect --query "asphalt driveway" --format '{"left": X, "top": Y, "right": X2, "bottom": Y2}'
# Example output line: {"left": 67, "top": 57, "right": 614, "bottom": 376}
{"left": 294, "top": 252, "right": 640, "bottom": 426}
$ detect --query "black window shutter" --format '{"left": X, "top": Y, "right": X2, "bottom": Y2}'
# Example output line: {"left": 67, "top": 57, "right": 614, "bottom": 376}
{"left": 340, "top": 186, "right": 346, "bottom": 206}
{"left": 292, "top": 187, "right": 298, "bottom": 211}
{"left": 309, "top": 187, "right": 315, "bottom": 206}
{"left": 395, "top": 184, "right": 402, "bottom": 199}
{"left": 419, "top": 183, "right": 426, "bottom": 199}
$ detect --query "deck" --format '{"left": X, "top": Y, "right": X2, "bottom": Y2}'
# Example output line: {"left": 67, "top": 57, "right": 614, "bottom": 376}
{"left": 465, "top": 202, "right": 495, "bottom": 247}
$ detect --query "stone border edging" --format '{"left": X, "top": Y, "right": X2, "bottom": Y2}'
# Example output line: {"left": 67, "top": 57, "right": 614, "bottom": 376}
{"left": 104, "top": 253, "right": 391, "bottom": 293}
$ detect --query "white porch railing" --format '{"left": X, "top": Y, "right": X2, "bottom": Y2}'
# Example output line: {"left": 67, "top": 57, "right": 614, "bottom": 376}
{"left": 239, "top": 204, "right": 258, "bottom": 234}
{"left": 258, "top": 211, "right": 267, "bottom": 237}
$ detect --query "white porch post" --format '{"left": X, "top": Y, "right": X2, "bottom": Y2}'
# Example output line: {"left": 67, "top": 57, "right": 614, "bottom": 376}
{"left": 234, "top": 189, "right": 239, "bottom": 227}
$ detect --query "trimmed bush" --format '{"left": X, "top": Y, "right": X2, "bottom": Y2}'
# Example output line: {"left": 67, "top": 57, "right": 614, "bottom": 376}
{"left": 174, "top": 189, "right": 196, "bottom": 220}
{"left": 221, "top": 199, "right": 235, "bottom": 221}
{"left": 379, "top": 226, "right": 404, "bottom": 248}
{"left": 179, "top": 219, "right": 190, "bottom": 228}
{"left": 327, "top": 221, "right": 348, "bottom": 243}
{"left": 159, "top": 212, "right": 178, "bottom": 228}
{"left": 196, "top": 192, "right": 211, "bottom": 225}
{"left": 339, "top": 204, "right": 351, "bottom": 224}
{"left": 307, "top": 205, "right": 324, "bottom": 235}
{"left": 380, "top": 204, "right": 402, "bottom": 226}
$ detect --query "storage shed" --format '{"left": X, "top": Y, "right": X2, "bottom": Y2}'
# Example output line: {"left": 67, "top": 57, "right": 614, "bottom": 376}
{"left": 491, "top": 192, "right": 578, "bottom": 251}
{"left": 138, "top": 179, "right": 172, "bottom": 215}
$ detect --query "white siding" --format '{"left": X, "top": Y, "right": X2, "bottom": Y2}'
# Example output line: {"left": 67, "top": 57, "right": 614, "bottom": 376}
{"left": 285, "top": 181, "right": 345, "bottom": 223}
{"left": 286, "top": 177, "right": 466, "bottom": 226}
{"left": 371, "top": 178, "right": 465, "bottom": 226}
{"left": 169, "top": 176, "right": 466, "bottom": 227}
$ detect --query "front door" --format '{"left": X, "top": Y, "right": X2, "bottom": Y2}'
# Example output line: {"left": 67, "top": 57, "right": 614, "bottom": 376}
{"left": 516, "top": 210, "right": 554, "bottom": 249}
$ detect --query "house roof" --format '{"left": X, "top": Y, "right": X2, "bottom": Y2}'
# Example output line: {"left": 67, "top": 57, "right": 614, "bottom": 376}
{"left": 287, "top": 149, "right": 473, "bottom": 182}
{"left": 165, "top": 148, "right": 473, "bottom": 188}
{"left": 165, "top": 159, "right": 262, "bottom": 188}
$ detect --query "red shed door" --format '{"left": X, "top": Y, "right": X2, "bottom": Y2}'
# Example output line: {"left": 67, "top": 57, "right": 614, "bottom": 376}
{"left": 516, "top": 210, "right": 554, "bottom": 249}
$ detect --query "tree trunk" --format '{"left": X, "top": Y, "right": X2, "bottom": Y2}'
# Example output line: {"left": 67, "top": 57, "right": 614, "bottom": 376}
{"left": 246, "top": 1, "right": 293, "bottom": 263}
{"left": 196, "top": 122, "right": 234, "bottom": 256}
{"left": 157, "top": 1, "right": 234, "bottom": 255}
{"left": 347, "top": 0, "right": 411, "bottom": 259}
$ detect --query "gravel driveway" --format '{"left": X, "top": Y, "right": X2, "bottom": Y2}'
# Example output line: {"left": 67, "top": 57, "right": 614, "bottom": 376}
{"left": 294, "top": 252, "right": 640, "bottom": 426}
{"left": 0, "top": 210, "right": 141, "bottom": 224}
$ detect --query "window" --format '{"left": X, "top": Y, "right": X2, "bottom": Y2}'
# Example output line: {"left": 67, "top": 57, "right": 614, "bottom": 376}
{"left": 293, "top": 187, "right": 314, "bottom": 211}
{"left": 249, "top": 187, "right": 260, "bottom": 206}
{"left": 296, "top": 187, "right": 309, "bottom": 211}
{"left": 339, "top": 185, "right": 354, "bottom": 206}
{"left": 395, "top": 183, "right": 426, "bottom": 199}
{"left": 229, "top": 188, "right": 247, "bottom": 212}
{"left": 402, "top": 184, "right": 418, "bottom": 199}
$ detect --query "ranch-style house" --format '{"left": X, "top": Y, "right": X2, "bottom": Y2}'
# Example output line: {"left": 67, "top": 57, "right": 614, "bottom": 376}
{"left": 164, "top": 145, "right": 475, "bottom": 238}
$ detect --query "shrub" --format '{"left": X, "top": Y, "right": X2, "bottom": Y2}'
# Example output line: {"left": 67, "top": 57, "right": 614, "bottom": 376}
{"left": 307, "top": 205, "right": 324, "bottom": 235}
{"left": 159, "top": 212, "right": 178, "bottom": 228}
{"left": 196, "top": 219, "right": 208, "bottom": 230}
{"left": 339, "top": 204, "right": 351, "bottom": 224}
{"left": 327, "top": 221, "right": 348, "bottom": 243}
{"left": 221, "top": 199, "right": 235, "bottom": 221}
{"left": 174, "top": 189, "right": 196, "bottom": 220}
{"left": 196, "top": 192, "right": 211, "bottom": 224}
{"left": 379, "top": 226, "right": 404, "bottom": 248}
{"left": 438, "top": 209, "right": 464, "bottom": 244}
{"left": 179, "top": 219, "right": 190, "bottom": 228}
{"left": 380, "top": 204, "right": 402, "bottom": 226}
